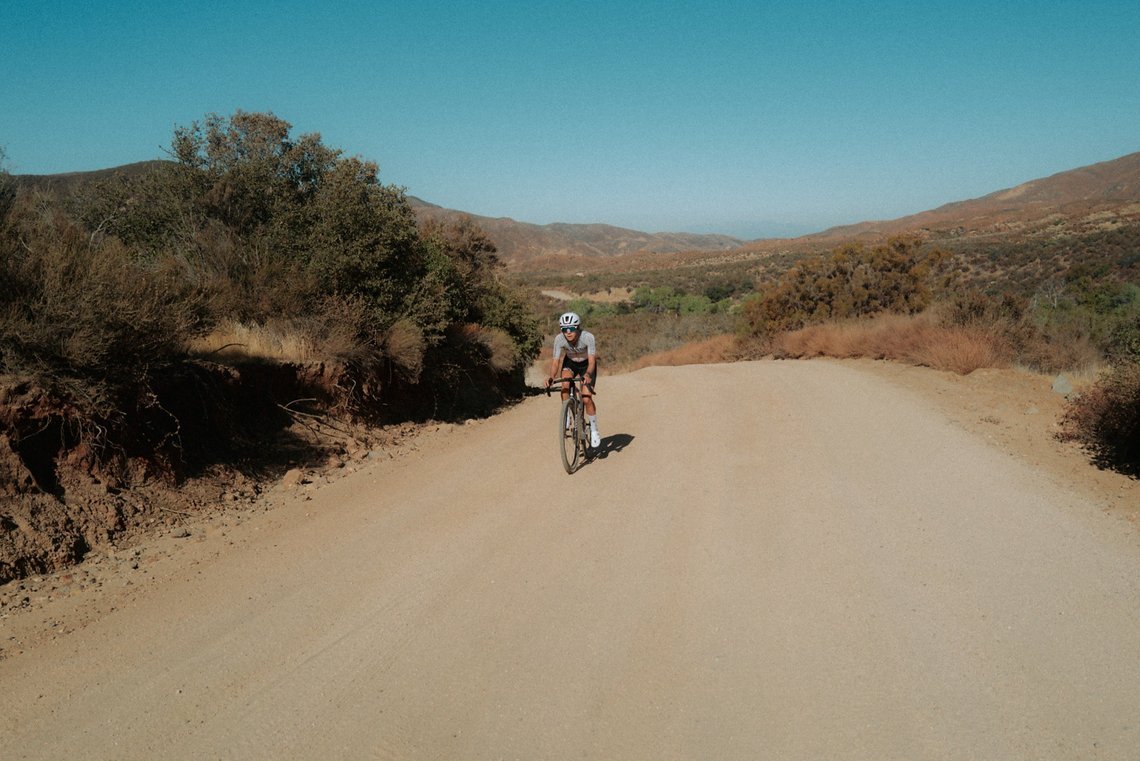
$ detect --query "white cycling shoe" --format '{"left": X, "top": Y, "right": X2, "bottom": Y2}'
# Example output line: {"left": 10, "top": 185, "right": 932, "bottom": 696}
{"left": 590, "top": 429, "right": 601, "bottom": 448}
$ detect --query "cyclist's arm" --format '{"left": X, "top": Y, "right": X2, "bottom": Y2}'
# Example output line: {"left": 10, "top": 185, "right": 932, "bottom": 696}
{"left": 547, "top": 340, "right": 564, "bottom": 385}
{"left": 547, "top": 355, "right": 563, "bottom": 385}
{"left": 585, "top": 334, "right": 597, "bottom": 382}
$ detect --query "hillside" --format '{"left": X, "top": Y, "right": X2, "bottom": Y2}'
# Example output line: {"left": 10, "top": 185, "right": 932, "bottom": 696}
{"left": 12, "top": 163, "right": 744, "bottom": 267}
{"left": 12, "top": 160, "right": 168, "bottom": 194}
{"left": 409, "top": 197, "right": 744, "bottom": 264}
{"left": 804, "top": 151, "right": 1140, "bottom": 244}
{"left": 416, "top": 150, "right": 1140, "bottom": 274}
{"left": 14, "top": 150, "right": 1140, "bottom": 271}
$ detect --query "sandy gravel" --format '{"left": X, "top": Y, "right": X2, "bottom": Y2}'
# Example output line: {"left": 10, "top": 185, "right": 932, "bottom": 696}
{"left": 2, "top": 360, "right": 1138, "bottom": 760}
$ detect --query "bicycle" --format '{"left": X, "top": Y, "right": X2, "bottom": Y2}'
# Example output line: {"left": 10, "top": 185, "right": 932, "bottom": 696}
{"left": 546, "top": 376, "right": 595, "bottom": 474}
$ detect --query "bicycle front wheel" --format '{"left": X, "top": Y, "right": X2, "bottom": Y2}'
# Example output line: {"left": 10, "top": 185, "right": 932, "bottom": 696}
{"left": 559, "top": 397, "right": 581, "bottom": 474}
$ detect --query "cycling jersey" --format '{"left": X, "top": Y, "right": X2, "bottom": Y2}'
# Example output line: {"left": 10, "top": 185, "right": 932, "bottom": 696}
{"left": 553, "top": 330, "right": 596, "bottom": 364}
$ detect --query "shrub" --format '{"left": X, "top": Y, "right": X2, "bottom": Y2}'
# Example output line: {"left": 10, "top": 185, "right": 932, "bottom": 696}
{"left": 6, "top": 112, "right": 545, "bottom": 436}
{"left": 773, "top": 313, "right": 1010, "bottom": 374}
{"left": 417, "top": 216, "right": 542, "bottom": 371}
{"left": 1061, "top": 360, "right": 1140, "bottom": 475}
{"left": 630, "top": 334, "right": 740, "bottom": 369}
{"left": 740, "top": 237, "right": 947, "bottom": 337}
{"left": 936, "top": 289, "right": 1102, "bottom": 373}
{"left": 0, "top": 193, "right": 207, "bottom": 414}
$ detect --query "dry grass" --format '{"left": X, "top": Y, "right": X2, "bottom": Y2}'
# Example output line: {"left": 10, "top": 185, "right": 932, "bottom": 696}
{"left": 909, "top": 328, "right": 1011, "bottom": 375}
{"left": 383, "top": 319, "right": 427, "bottom": 380}
{"left": 189, "top": 321, "right": 327, "bottom": 364}
{"left": 629, "top": 334, "right": 741, "bottom": 371}
{"left": 774, "top": 313, "right": 1012, "bottom": 375}
{"left": 456, "top": 324, "right": 518, "bottom": 373}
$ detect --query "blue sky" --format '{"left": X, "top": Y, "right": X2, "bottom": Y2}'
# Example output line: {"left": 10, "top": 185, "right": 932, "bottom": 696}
{"left": 2, "top": 1, "right": 1138, "bottom": 238}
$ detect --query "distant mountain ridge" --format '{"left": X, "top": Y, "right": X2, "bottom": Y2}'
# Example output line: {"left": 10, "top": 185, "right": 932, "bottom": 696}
{"left": 805, "top": 151, "right": 1140, "bottom": 243}
{"left": 408, "top": 197, "right": 744, "bottom": 264}
{"left": 10, "top": 162, "right": 744, "bottom": 266}
{"left": 12, "top": 160, "right": 167, "bottom": 194}
{"left": 13, "top": 151, "right": 1140, "bottom": 267}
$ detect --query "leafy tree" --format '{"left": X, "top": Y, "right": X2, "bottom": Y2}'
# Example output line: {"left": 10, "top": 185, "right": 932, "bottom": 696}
{"left": 11, "top": 110, "right": 544, "bottom": 425}
{"left": 418, "top": 216, "right": 541, "bottom": 362}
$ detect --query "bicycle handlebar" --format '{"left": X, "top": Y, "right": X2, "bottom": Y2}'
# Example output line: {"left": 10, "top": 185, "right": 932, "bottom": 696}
{"left": 544, "top": 377, "right": 596, "bottom": 396}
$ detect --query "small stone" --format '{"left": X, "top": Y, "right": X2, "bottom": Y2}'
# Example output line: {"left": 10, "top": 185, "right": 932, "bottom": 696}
{"left": 1051, "top": 374, "right": 1074, "bottom": 396}
{"left": 281, "top": 469, "right": 307, "bottom": 488}
{"left": 172, "top": 528, "right": 191, "bottom": 539}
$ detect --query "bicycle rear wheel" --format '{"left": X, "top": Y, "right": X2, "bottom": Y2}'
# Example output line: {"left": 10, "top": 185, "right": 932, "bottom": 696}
{"left": 559, "top": 397, "right": 581, "bottom": 473}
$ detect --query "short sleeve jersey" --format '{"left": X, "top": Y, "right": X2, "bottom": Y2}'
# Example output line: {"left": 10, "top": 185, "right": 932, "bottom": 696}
{"left": 553, "top": 330, "right": 596, "bottom": 365}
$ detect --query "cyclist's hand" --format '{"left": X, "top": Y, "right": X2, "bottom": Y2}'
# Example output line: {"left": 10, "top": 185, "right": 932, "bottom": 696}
{"left": 545, "top": 376, "right": 553, "bottom": 388}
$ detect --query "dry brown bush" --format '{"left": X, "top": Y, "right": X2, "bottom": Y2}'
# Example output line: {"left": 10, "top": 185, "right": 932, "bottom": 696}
{"left": 456, "top": 324, "right": 519, "bottom": 373}
{"left": 630, "top": 334, "right": 740, "bottom": 370}
{"left": 1060, "top": 361, "right": 1140, "bottom": 475}
{"left": 774, "top": 313, "right": 1012, "bottom": 375}
{"left": 741, "top": 237, "right": 947, "bottom": 337}
{"left": 383, "top": 319, "right": 427, "bottom": 382}
{"left": 188, "top": 294, "right": 381, "bottom": 367}
{"left": 189, "top": 321, "right": 321, "bottom": 363}
{"left": 909, "top": 327, "right": 1010, "bottom": 375}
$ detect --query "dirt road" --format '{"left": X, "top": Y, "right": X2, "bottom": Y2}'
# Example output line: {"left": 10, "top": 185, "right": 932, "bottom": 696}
{"left": 3, "top": 361, "right": 1139, "bottom": 760}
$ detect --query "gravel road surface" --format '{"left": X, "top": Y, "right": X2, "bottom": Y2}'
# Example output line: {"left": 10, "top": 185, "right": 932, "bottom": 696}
{"left": 3, "top": 361, "right": 1138, "bottom": 760}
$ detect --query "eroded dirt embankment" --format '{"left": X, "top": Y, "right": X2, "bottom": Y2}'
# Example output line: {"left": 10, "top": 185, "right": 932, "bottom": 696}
{"left": 0, "top": 356, "right": 524, "bottom": 585}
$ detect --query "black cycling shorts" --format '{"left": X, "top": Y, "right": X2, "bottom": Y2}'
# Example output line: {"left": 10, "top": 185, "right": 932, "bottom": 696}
{"left": 560, "top": 357, "right": 597, "bottom": 387}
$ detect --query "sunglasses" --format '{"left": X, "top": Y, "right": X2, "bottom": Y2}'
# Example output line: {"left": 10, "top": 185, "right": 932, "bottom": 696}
{"left": 561, "top": 327, "right": 579, "bottom": 333}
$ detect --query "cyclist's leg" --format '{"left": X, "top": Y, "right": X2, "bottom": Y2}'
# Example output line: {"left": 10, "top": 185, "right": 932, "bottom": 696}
{"left": 580, "top": 364, "right": 597, "bottom": 416}
{"left": 578, "top": 363, "right": 599, "bottom": 445}
{"left": 582, "top": 381, "right": 596, "bottom": 416}
{"left": 558, "top": 364, "right": 575, "bottom": 401}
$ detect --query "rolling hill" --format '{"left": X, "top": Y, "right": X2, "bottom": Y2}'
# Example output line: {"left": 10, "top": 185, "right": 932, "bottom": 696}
{"left": 408, "top": 197, "right": 744, "bottom": 264}
{"left": 411, "top": 150, "right": 1140, "bottom": 269}
{"left": 802, "top": 151, "right": 1140, "bottom": 244}
{"left": 12, "top": 150, "right": 1140, "bottom": 268}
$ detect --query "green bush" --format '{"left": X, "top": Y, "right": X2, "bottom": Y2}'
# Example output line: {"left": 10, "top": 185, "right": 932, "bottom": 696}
{"left": 4, "top": 111, "right": 543, "bottom": 426}
{"left": 69, "top": 111, "right": 541, "bottom": 378}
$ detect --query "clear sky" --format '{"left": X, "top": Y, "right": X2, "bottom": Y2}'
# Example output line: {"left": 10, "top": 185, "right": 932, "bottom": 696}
{"left": 3, "top": 1, "right": 1138, "bottom": 239}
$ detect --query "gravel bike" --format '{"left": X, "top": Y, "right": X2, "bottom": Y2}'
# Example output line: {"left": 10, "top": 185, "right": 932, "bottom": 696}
{"left": 547, "top": 376, "right": 595, "bottom": 474}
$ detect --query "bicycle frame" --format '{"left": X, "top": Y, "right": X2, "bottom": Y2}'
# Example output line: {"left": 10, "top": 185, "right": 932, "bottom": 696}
{"left": 546, "top": 376, "right": 595, "bottom": 474}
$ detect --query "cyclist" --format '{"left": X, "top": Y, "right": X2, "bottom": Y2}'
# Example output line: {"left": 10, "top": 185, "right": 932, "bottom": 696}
{"left": 545, "top": 311, "right": 601, "bottom": 448}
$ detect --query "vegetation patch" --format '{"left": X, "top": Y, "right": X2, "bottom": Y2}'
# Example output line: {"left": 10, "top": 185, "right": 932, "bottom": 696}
{"left": 1061, "top": 360, "right": 1140, "bottom": 476}
{"left": 0, "top": 114, "right": 540, "bottom": 582}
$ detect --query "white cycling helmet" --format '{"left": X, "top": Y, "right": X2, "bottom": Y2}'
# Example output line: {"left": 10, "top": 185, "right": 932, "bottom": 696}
{"left": 558, "top": 311, "right": 581, "bottom": 329}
